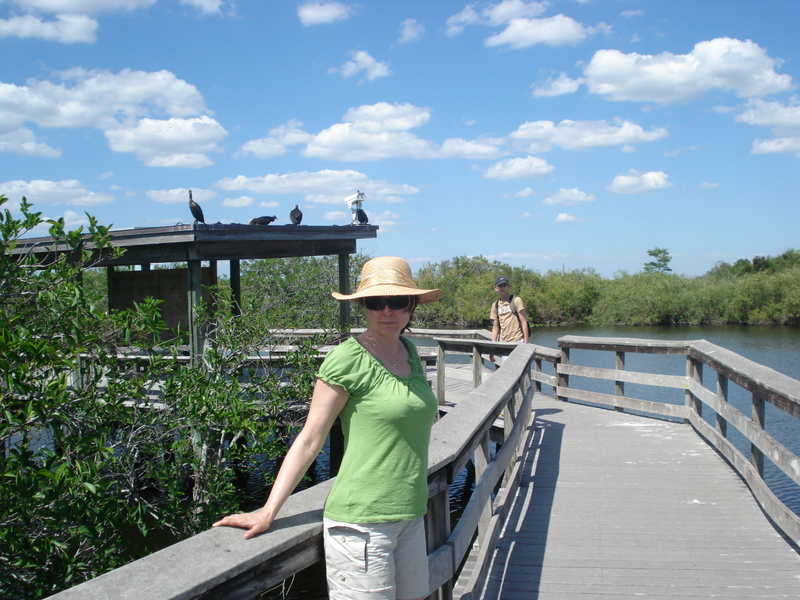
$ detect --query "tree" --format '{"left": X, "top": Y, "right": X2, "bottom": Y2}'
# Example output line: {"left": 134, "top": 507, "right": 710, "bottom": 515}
{"left": 644, "top": 247, "right": 673, "bottom": 273}
{"left": 0, "top": 197, "right": 329, "bottom": 598}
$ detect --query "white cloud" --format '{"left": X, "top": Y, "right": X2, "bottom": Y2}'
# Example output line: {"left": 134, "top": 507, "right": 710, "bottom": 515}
{"left": 484, "top": 155, "right": 554, "bottom": 180}
{"left": 584, "top": 38, "right": 793, "bottom": 104}
{"left": 510, "top": 118, "right": 668, "bottom": 152}
{"left": 236, "top": 120, "right": 312, "bottom": 158}
{"left": 0, "top": 68, "right": 222, "bottom": 165}
{"left": 485, "top": 14, "right": 587, "bottom": 48}
{"left": 297, "top": 1, "right": 352, "bottom": 26}
{"left": 0, "top": 14, "right": 98, "bottom": 42}
{"left": 607, "top": 169, "right": 672, "bottom": 194}
{"left": 699, "top": 182, "right": 719, "bottom": 189}
{"left": 532, "top": 73, "right": 585, "bottom": 97}
{"left": 513, "top": 187, "right": 535, "bottom": 198}
{"left": 555, "top": 213, "right": 578, "bottom": 222}
{"left": 440, "top": 137, "right": 505, "bottom": 159}
{"left": 1, "top": 178, "right": 114, "bottom": 206}
{"left": 750, "top": 136, "right": 800, "bottom": 157}
{"left": 398, "top": 18, "right": 424, "bottom": 44}
{"left": 344, "top": 102, "right": 430, "bottom": 131}
{"left": 104, "top": 115, "right": 226, "bottom": 167}
{"left": 221, "top": 196, "right": 254, "bottom": 208}
{"left": 446, "top": 0, "right": 547, "bottom": 36}
{"left": 329, "top": 50, "right": 391, "bottom": 82}
{"left": 324, "top": 210, "right": 350, "bottom": 222}
{"left": 180, "top": 0, "right": 224, "bottom": 15}
{"left": 0, "top": 128, "right": 61, "bottom": 157}
{"left": 147, "top": 188, "right": 215, "bottom": 204}
{"left": 735, "top": 98, "right": 800, "bottom": 157}
{"left": 736, "top": 98, "right": 800, "bottom": 128}
{"left": 368, "top": 209, "right": 399, "bottom": 230}
{"left": 12, "top": 0, "right": 157, "bottom": 15}
{"left": 214, "top": 169, "right": 419, "bottom": 203}
{"left": 543, "top": 188, "right": 595, "bottom": 206}
{"left": 304, "top": 102, "right": 435, "bottom": 160}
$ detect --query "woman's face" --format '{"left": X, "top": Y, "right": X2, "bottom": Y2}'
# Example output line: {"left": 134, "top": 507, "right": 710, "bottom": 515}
{"left": 363, "top": 296, "right": 413, "bottom": 336}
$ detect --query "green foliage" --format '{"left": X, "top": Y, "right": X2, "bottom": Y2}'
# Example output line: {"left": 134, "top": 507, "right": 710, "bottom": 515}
{"left": 0, "top": 197, "right": 331, "bottom": 598}
{"left": 415, "top": 255, "right": 523, "bottom": 327}
{"left": 240, "top": 254, "right": 371, "bottom": 330}
{"left": 644, "top": 247, "right": 672, "bottom": 273}
{"left": 707, "top": 248, "right": 800, "bottom": 278}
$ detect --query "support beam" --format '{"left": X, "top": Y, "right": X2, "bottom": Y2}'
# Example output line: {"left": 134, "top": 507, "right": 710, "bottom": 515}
{"left": 230, "top": 259, "right": 241, "bottom": 316}
{"left": 338, "top": 253, "right": 350, "bottom": 331}
{"left": 187, "top": 259, "right": 203, "bottom": 365}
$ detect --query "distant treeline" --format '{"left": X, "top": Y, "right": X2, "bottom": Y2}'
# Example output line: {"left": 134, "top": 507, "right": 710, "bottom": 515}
{"left": 412, "top": 250, "right": 800, "bottom": 328}
{"left": 84, "top": 249, "right": 800, "bottom": 329}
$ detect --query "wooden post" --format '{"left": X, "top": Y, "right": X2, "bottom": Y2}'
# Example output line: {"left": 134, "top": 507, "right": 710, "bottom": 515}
{"left": 534, "top": 355, "right": 542, "bottom": 394}
{"left": 436, "top": 342, "right": 446, "bottom": 406}
{"left": 338, "top": 253, "right": 350, "bottom": 331}
{"left": 426, "top": 486, "right": 452, "bottom": 600}
{"left": 106, "top": 265, "right": 115, "bottom": 314}
{"left": 474, "top": 432, "right": 492, "bottom": 548}
{"left": 614, "top": 351, "right": 625, "bottom": 412}
{"left": 684, "top": 356, "right": 702, "bottom": 422}
{"left": 230, "top": 259, "right": 241, "bottom": 316}
{"left": 716, "top": 373, "right": 728, "bottom": 439}
{"left": 557, "top": 347, "right": 569, "bottom": 401}
{"left": 187, "top": 259, "right": 203, "bottom": 366}
{"left": 472, "top": 345, "right": 483, "bottom": 389}
{"left": 752, "top": 393, "right": 765, "bottom": 477}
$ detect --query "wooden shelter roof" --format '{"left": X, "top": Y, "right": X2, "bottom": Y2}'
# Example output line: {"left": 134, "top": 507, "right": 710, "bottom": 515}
{"left": 13, "top": 223, "right": 379, "bottom": 266}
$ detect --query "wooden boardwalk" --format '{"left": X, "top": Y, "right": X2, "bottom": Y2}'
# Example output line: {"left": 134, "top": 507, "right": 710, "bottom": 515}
{"left": 479, "top": 395, "right": 800, "bottom": 599}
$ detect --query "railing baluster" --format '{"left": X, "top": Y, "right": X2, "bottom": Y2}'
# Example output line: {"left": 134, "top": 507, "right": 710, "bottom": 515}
{"left": 615, "top": 351, "right": 625, "bottom": 412}
{"left": 716, "top": 373, "right": 728, "bottom": 438}
{"left": 752, "top": 392, "right": 765, "bottom": 477}
{"left": 557, "top": 347, "right": 570, "bottom": 401}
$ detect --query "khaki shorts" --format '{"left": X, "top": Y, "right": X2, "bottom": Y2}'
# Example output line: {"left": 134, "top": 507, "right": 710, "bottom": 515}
{"left": 323, "top": 517, "right": 429, "bottom": 600}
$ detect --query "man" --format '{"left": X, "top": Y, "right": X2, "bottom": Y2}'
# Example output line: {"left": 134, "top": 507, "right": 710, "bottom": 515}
{"left": 489, "top": 275, "right": 529, "bottom": 364}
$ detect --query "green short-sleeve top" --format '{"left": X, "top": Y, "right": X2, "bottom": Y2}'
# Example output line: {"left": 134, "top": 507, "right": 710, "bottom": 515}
{"left": 317, "top": 336, "right": 437, "bottom": 523}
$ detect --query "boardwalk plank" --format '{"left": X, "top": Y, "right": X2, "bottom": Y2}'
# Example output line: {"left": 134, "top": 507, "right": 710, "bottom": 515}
{"left": 478, "top": 396, "right": 800, "bottom": 599}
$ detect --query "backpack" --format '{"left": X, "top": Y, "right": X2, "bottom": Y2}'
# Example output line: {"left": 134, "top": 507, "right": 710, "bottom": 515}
{"left": 494, "top": 294, "right": 531, "bottom": 342}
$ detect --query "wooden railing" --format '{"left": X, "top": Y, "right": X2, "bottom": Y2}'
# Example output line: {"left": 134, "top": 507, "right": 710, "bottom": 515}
{"left": 45, "top": 333, "right": 800, "bottom": 599}
{"left": 46, "top": 334, "right": 552, "bottom": 600}
{"left": 556, "top": 335, "right": 800, "bottom": 545}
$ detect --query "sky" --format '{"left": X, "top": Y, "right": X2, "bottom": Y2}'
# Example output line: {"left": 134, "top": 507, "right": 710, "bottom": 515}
{"left": 1, "top": 0, "right": 798, "bottom": 277}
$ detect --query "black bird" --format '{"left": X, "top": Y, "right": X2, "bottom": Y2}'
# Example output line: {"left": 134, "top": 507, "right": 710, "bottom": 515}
{"left": 290, "top": 204, "right": 303, "bottom": 225}
{"left": 356, "top": 208, "right": 368, "bottom": 225}
{"left": 188, "top": 190, "right": 205, "bottom": 224}
{"left": 248, "top": 215, "right": 277, "bottom": 225}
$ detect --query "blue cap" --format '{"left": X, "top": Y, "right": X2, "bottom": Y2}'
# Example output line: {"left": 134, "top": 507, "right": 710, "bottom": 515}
{"left": 495, "top": 276, "right": 509, "bottom": 286}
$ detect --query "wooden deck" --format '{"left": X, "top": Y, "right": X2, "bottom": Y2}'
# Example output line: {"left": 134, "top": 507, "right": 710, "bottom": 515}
{"left": 478, "top": 395, "right": 800, "bottom": 599}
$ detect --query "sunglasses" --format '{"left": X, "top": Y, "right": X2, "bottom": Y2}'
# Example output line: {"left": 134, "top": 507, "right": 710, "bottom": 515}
{"left": 363, "top": 296, "right": 412, "bottom": 311}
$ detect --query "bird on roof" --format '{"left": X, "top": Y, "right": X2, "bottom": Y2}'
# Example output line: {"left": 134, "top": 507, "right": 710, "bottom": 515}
{"left": 356, "top": 208, "right": 368, "bottom": 225}
{"left": 188, "top": 190, "right": 205, "bottom": 224}
{"left": 290, "top": 204, "right": 303, "bottom": 225}
{"left": 248, "top": 215, "right": 277, "bottom": 225}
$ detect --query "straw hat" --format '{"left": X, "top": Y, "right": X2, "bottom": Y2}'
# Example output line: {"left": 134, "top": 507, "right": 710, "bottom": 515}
{"left": 332, "top": 256, "right": 443, "bottom": 304}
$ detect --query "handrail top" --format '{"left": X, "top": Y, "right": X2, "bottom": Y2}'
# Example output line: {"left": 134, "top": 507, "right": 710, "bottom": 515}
{"left": 558, "top": 335, "right": 697, "bottom": 354}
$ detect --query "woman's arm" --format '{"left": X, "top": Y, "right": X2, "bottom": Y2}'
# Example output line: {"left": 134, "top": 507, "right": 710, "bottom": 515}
{"left": 212, "top": 379, "right": 348, "bottom": 539}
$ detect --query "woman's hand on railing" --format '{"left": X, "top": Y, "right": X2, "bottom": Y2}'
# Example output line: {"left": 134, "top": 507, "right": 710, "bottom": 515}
{"left": 212, "top": 510, "right": 274, "bottom": 540}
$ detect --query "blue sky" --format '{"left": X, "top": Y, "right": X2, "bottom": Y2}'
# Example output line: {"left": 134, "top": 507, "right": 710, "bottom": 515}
{"left": 1, "top": 0, "right": 798, "bottom": 277}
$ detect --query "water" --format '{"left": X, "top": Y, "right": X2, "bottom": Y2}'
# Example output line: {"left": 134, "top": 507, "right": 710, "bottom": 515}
{"left": 528, "top": 324, "right": 800, "bottom": 517}
{"left": 257, "top": 325, "right": 800, "bottom": 599}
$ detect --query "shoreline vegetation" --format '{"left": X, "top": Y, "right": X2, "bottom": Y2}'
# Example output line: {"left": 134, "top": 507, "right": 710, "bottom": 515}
{"left": 2, "top": 198, "right": 799, "bottom": 598}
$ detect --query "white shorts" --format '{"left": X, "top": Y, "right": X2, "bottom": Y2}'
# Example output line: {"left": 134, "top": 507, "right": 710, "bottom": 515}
{"left": 323, "top": 517, "right": 429, "bottom": 600}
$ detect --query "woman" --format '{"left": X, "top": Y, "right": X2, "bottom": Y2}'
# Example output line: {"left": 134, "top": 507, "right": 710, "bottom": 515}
{"left": 213, "top": 256, "right": 443, "bottom": 600}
